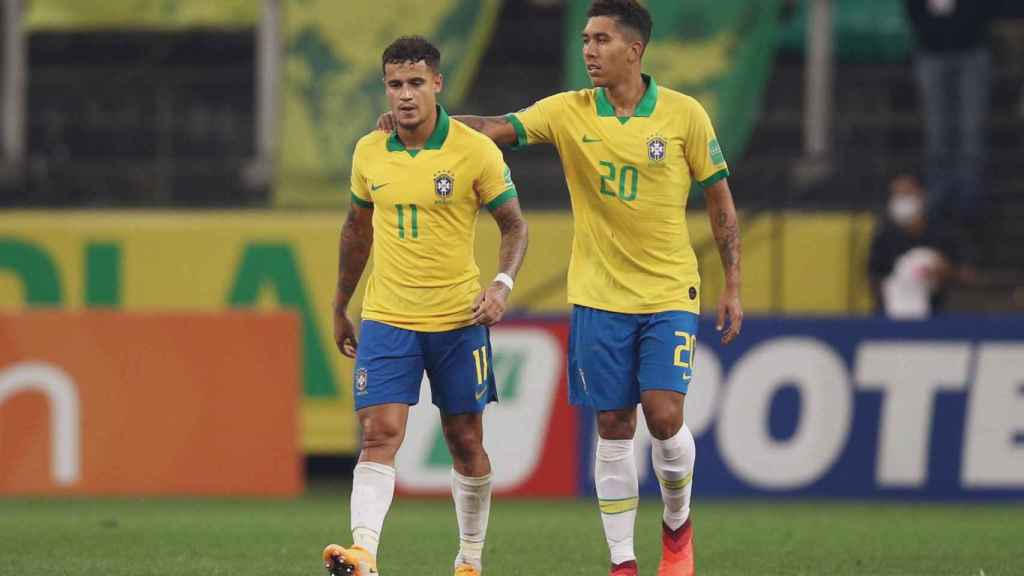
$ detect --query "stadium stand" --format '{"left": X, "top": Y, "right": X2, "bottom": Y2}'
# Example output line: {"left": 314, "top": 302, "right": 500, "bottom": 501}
{"left": 15, "top": 30, "right": 257, "bottom": 206}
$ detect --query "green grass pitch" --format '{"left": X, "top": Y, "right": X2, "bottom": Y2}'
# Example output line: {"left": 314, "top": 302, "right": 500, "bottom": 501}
{"left": 1, "top": 489, "right": 1020, "bottom": 575}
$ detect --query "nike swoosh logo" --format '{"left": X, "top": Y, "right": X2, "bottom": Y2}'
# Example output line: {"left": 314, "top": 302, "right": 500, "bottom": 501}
{"left": 682, "top": 373, "right": 692, "bottom": 381}
{"left": 370, "top": 183, "right": 390, "bottom": 191}
{"left": 475, "top": 384, "right": 488, "bottom": 401}
{"left": 582, "top": 135, "right": 602, "bottom": 143}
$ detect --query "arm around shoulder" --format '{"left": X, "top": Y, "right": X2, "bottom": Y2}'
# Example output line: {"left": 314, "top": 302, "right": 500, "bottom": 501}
{"left": 454, "top": 115, "right": 518, "bottom": 146}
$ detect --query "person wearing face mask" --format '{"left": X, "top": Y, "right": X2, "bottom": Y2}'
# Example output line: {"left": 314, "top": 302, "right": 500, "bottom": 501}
{"left": 868, "top": 174, "right": 964, "bottom": 318}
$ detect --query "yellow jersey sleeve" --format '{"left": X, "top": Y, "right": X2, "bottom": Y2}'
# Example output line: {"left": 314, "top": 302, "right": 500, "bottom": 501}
{"left": 475, "top": 141, "right": 518, "bottom": 210}
{"left": 350, "top": 143, "right": 373, "bottom": 208}
{"left": 684, "top": 99, "right": 730, "bottom": 189}
{"left": 506, "top": 93, "right": 564, "bottom": 148}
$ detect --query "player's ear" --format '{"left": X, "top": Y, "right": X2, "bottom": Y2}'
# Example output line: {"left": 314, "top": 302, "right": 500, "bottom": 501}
{"left": 433, "top": 71, "right": 444, "bottom": 95}
{"left": 628, "top": 40, "right": 644, "bottom": 64}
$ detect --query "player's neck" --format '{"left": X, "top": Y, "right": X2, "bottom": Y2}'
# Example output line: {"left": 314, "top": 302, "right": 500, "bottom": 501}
{"left": 603, "top": 72, "right": 647, "bottom": 117}
{"left": 397, "top": 106, "right": 438, "bottom": 150}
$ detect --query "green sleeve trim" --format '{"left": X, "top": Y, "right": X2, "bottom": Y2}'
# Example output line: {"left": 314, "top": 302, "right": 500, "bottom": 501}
{"left": 506, "top": 113, "right": 528, "bottom": 150}
{"left": 486, "top": 187, "right": 518, "bottom": 211}
{"left": 350, "top": 191, "right": 373, "bottom": 208}
{"left": 698, "top": 168, "right": 730, "bottom": 190}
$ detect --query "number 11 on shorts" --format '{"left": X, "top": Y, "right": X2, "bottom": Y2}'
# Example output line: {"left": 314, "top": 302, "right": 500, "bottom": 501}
{"left": 472, "top": 346, "right": 489, "bottom": 385}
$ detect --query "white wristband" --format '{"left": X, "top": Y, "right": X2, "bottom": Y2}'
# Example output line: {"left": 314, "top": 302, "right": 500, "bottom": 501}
{"left": 493, "top": 272, "right": 515, "bottom": 291}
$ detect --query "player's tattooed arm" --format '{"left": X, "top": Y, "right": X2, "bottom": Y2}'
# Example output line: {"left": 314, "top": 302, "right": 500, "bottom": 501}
{"left": 333, "top": 202, "right": 373, "bottom": 357}
{"left": 491, "top": 197, "right": 529, "bottom": 281}
{"left": 336, "top": 203, "right": 374, "bottom": 311}
{"left": 705, "top": 178, "right": 744, "bottom": 344}
{"left": 454, "top": 115, "right": 518, "bottom": 147}
{"left": 473, "top": 197, "right": 528, "bottom": 326}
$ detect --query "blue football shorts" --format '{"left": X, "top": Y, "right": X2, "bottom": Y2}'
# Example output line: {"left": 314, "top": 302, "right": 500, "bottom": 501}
{"left": 353, "top": 320, "right": 497, "bottom": 414}
{"left": 568, "top": 305, "right": 699, "bottom": 411}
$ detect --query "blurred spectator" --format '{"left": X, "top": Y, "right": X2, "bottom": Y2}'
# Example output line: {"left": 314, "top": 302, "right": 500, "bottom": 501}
{"left": 869, "top": 174, "right": 966, "bottom": 319}
{"left": 904, "top": 0, "right": 998, "bottom": 228}
{"left": 999, "top": 1, "right": 1024, "bottom": 118}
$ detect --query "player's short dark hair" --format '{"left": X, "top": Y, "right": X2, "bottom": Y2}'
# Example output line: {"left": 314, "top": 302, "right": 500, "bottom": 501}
{"left": 587, "top": 0, "right": 653, "bottom": 46}
{"left": 382, "top": 36, "right": 441, "bottom": 74}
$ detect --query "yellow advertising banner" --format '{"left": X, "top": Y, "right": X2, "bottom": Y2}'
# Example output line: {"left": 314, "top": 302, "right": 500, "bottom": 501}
{"left": 26, "top": 0, "right": 261, "bottom": 30}
{"left": 0, "top": 210, "right": 584, "bottom": 454}
{"left": 0, "top": 210, "right": 874, "bottom": 453}
{"left": 278, "top": 0, "right": 502, "bottom": 207}
{"left": 0, "top": 212, "right": 357, "bottom": 453}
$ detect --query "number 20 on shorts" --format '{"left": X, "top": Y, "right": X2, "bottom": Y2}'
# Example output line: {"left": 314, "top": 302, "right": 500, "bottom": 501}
{"left": 673, "top": 330, "right": 695, "bottom": 380}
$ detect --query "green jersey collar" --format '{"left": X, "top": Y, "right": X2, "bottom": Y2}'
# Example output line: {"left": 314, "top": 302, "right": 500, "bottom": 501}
{"left": 387, "top": 105, "right": 451, "bottom": 155}
{"left": 596, "top": 74, "right": 658, "bottom": 119}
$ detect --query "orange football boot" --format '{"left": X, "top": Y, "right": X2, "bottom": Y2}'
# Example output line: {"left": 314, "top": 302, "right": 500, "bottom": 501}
{"left": 322, "top": 544, "right": 378, "bottom": 576}
{"left": 657, "top": 519, "right": 695, "bottom": 576}
{"left": 454, "top": 563, "right": 481, "bottom": 576}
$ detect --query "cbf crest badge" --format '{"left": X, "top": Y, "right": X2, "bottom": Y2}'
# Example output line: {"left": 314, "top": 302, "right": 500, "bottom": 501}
{"left": 647, "top": 135, "right": 668, "bottom": 163}
{"left": 433, "top": 170, "right": 455, "bottom": 205}
{"left": 355, "top": 368, "right": 368, "bottom": 396}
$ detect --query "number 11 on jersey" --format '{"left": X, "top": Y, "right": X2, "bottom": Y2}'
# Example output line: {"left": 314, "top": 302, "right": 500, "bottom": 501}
{"left": 396, "top": 203, "right": 419, "bottom": 239}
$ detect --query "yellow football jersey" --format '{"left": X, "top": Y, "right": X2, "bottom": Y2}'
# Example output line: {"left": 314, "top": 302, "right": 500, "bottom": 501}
{"left": 350, "top": 106, "right": 517, "bottom": 332}
{"left": 508, "top": 75, "right": 728, "bottom": 314}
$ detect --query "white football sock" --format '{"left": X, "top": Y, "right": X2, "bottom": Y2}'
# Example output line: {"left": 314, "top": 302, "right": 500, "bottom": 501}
{"left": 651, "top": 423, "right": 696, "bottom": 531}
{"left": 350, "top": 461, "right": 396, "bottom": 558}
{"left": 596, "top": 437, "right": 638, "bottom": 565}
{"left": 452, "top": 470, "right": 492, "bottom": 571}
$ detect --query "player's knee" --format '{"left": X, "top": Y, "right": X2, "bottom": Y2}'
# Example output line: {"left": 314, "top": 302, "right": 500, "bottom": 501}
{"left": 442, "top": 423, "right": 484, "bottom": 461}
{"left": 597, "top": 410, "right": 636, "bottom": 440}
{"left": 645, "top": 408, "right": 683, "bottom": 441}
{"left": 360, "top": 416, "right": 404, "bottom": 455}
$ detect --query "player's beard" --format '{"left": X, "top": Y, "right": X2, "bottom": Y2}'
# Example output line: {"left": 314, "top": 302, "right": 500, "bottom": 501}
{"left": 395, "top": 108, "right": 424, "bottom": 132}
{"left": 397, "top": 117, "right": 424, "bottom": 132}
